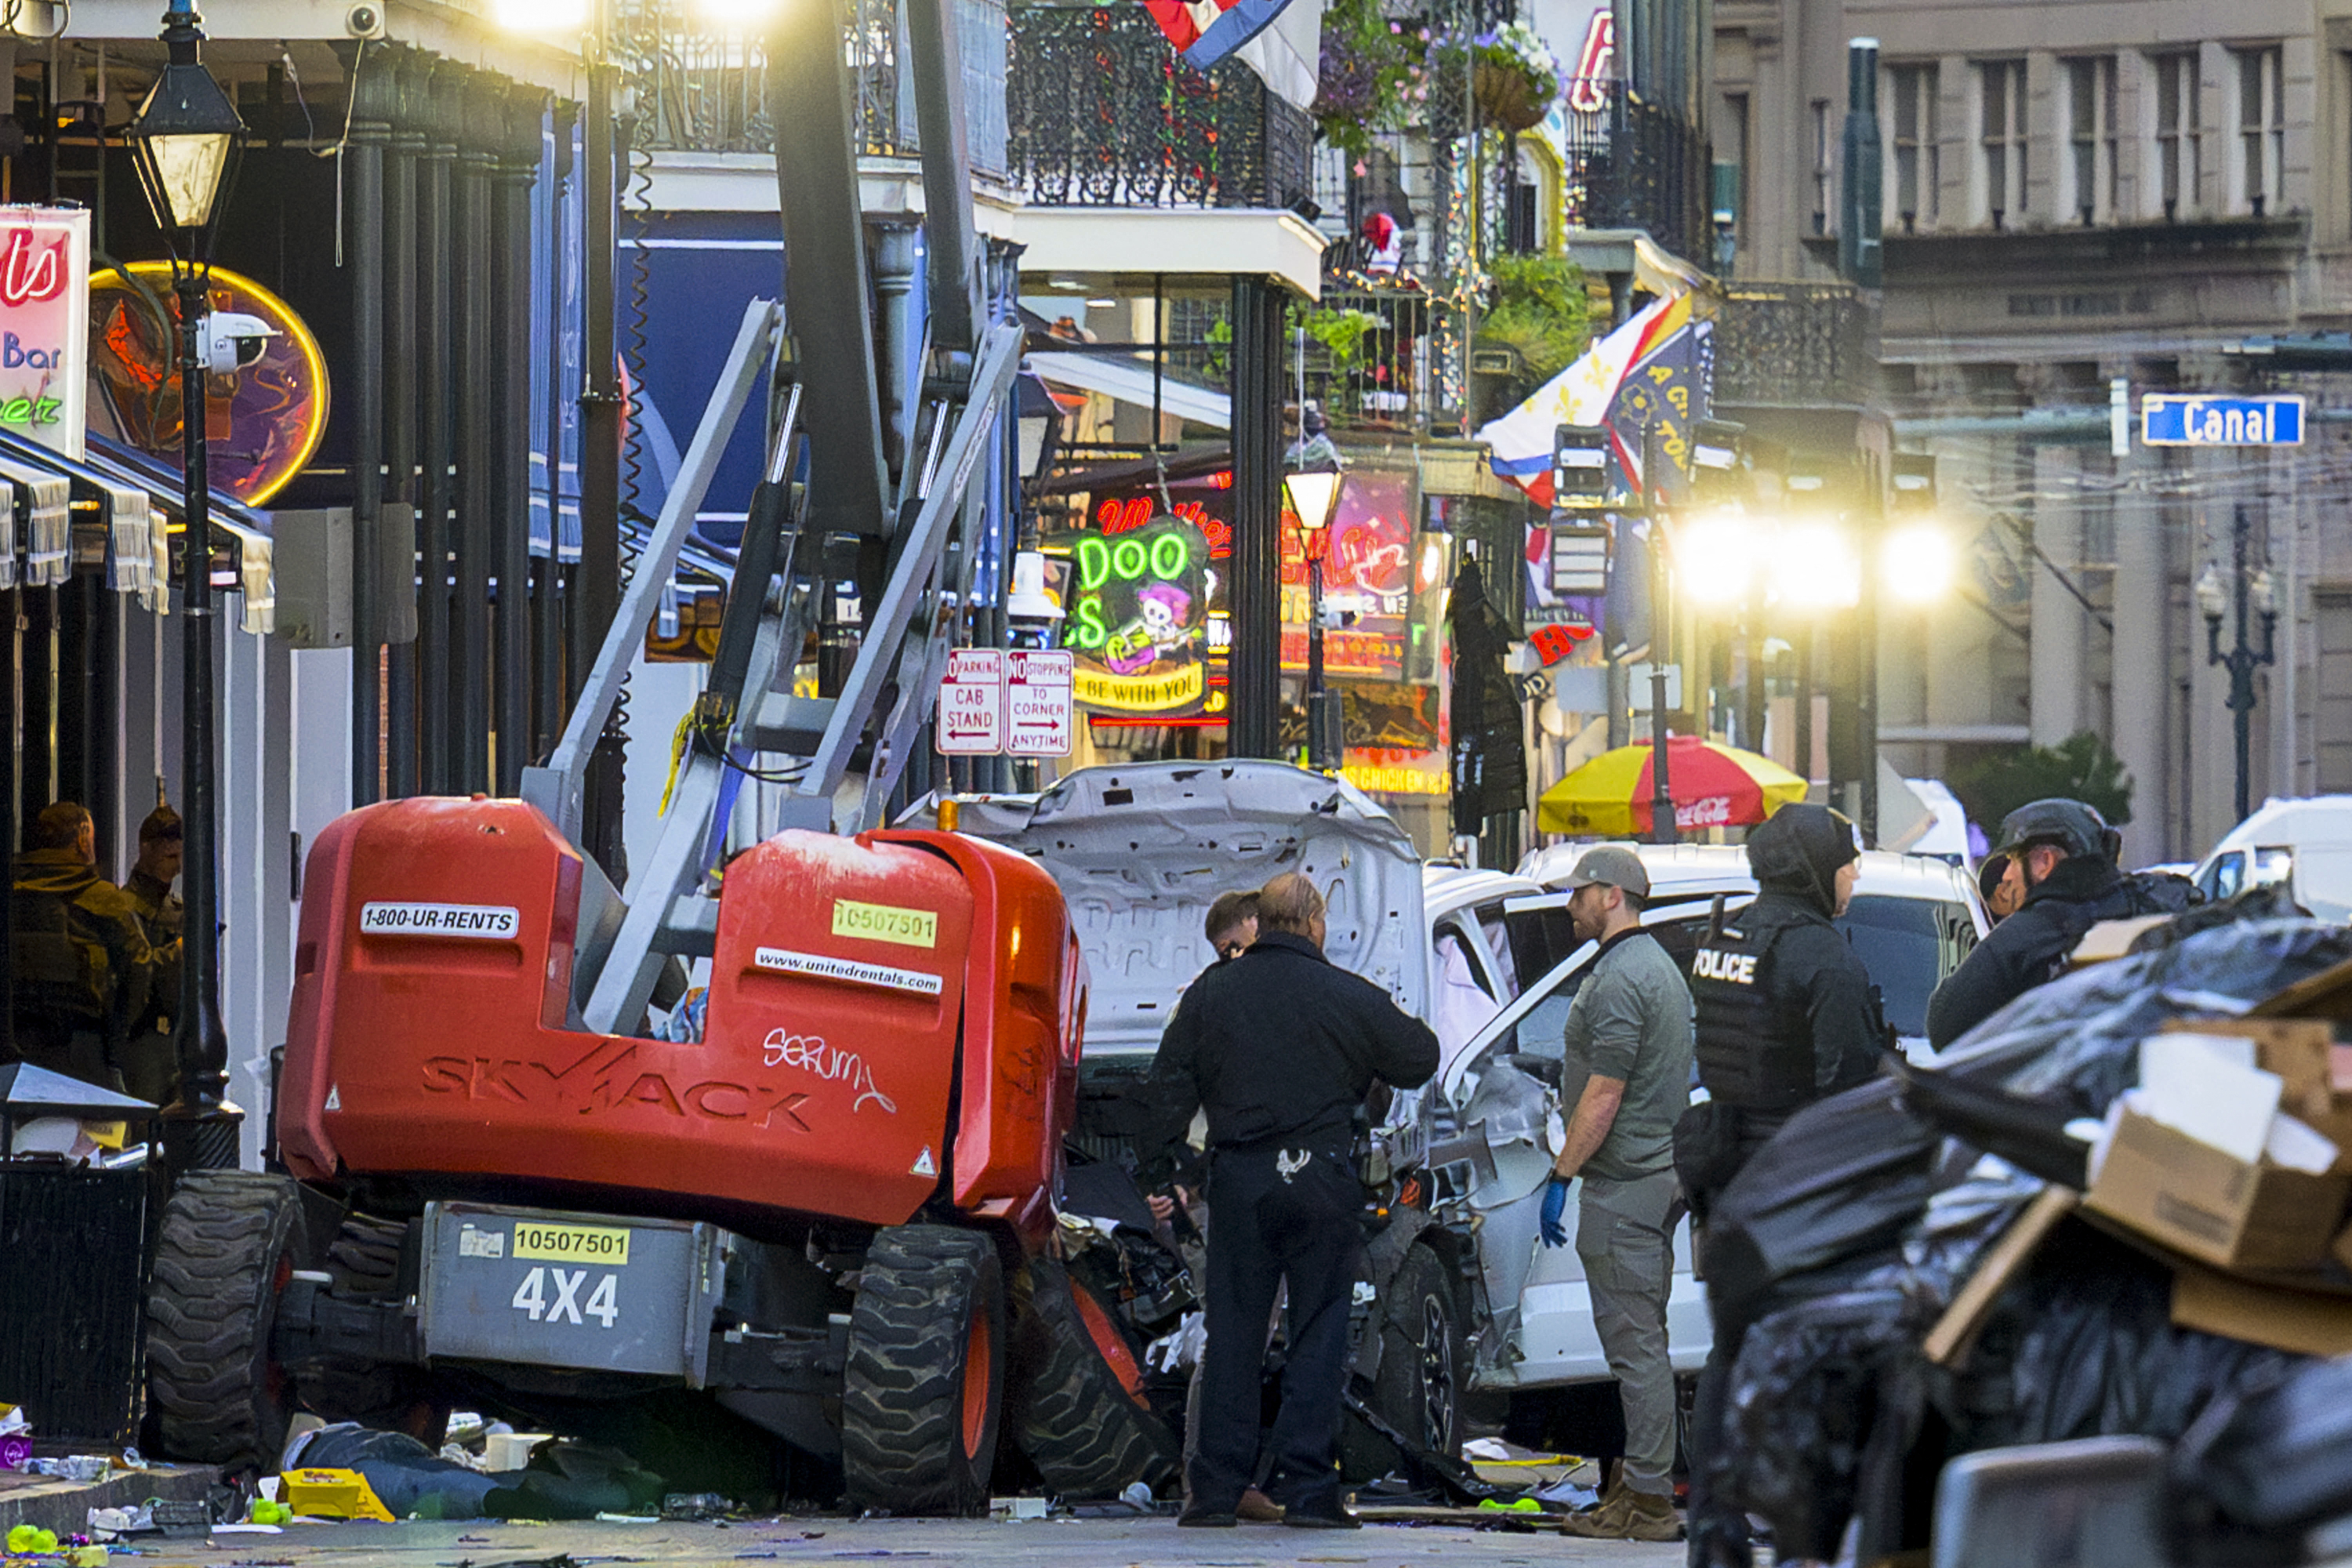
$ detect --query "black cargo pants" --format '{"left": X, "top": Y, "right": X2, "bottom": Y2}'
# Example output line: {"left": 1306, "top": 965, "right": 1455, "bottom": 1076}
{"left": 1189, "top": 1139, "right": 1362, "bottom": 1515}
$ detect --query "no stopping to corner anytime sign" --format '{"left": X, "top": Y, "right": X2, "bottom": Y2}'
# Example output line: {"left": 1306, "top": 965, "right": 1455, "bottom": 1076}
{"left": 936, "top": 648, "right": 1074, "bottom": 758}
{"left": 2141, "top": 394, "right": 2304, "bottom": 447}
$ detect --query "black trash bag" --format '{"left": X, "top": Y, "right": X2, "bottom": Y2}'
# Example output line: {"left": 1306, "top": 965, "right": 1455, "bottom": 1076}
{"left": 484, "top": 1440, "right": 669, "bottom": 1520}
{"left": 1934, "top": 918, "right": 2352, "bottom": 1111}
{"left": 2173, "top": 1354, "right": 2352, "bottom": 1541}
{"left": 1711, "top": 1286, "right": 1925, "bottom": 1562}
{"left": 1938, "top": 1225, "right": 2299, "bottom": 1454}
{"left": 1886, "top": 1060, "right": 2089, "bottom": 1190}
{"left": 1697, "top": 1078, "right": 1940, "bottom": 1319}
{"left": 295, "top": 1423, "right": 512, "bottom": 1519}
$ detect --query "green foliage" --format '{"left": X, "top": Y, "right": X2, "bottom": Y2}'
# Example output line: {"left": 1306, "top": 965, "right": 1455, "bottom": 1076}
{"left": 1312, "top": 0, "right": 1419, "bottom": 158}
{"left": 1475, "top": 253, "right": 1591, "bottom": 403}
{"left": 1951, "top": 730, "right": 2135, "bottom": 832}
{"left": 1203, "top": 316, "right": 1232, "bottom": 379}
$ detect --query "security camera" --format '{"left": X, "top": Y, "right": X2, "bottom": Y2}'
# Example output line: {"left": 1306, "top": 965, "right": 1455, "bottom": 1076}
{"left": 199, "top": 312, "right": 279, "bottom": 375}
{"left": 345, "top": 2, "right": 385, "bottom": 38}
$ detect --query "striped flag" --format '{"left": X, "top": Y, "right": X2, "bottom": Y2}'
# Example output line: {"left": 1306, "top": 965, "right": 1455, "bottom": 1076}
{"left": 1475, "top": 290, "right": 1697, "bottom": 507}
{"left": 1144, "top": 0, "right": 1298, "bottom": 70}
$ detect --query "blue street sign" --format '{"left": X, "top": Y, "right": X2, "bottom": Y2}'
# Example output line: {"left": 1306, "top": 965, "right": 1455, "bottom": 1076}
{"left": 2142, "top": 394, "right": 2305, "bottom": 446}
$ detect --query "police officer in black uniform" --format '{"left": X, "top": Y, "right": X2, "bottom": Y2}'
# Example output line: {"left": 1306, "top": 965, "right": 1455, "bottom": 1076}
{"left": 1141, "top": 871, "right": 1439, "bottom": 1530}
{"left": 1678, "top": 803, "right": 1885, "bottom": 1567}
{"left": 1926, "top": 797, "right": 2194, "bottom": 1050}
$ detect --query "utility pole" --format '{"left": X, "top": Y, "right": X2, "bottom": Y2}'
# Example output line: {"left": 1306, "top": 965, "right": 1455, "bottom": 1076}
{"left": 1642, "top": 422, "right": 1676, "bottom": 844}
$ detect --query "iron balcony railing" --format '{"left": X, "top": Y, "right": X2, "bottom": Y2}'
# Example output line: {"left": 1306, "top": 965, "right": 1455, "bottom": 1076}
{"left": 619, "top": 0, "right": 1010, "bottom": 172}
{"left": 1557, "top": 85, "right": 1705, "bottom": 266}
{"left": 1006, "top": 3, "right": 1315, "bottom": 209}
{"left": 1711, "top": 282, "right": 1873, "bottom": 408}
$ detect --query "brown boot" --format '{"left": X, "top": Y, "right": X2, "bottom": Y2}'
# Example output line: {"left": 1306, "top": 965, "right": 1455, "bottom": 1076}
{"left": 1559, "top": 1487, "right": 1682, "bottom": 1541}
{"left": 1236, "top": 1489, "right": 1286, "bottom": 1523}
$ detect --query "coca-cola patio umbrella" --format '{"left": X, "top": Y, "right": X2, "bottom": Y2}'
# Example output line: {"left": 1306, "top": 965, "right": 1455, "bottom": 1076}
{"left": 1537, "top": 735, "right": 1806, "bottom": 837}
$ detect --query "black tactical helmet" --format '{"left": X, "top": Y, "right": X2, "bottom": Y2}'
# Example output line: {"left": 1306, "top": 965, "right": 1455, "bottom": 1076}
{"left": 1993, "top": 798, "right": 2118, "bottom": 863}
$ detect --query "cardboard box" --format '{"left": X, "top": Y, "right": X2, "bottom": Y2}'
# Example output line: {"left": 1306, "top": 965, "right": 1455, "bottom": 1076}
{"left": 2161, "top": 1018, "right": 2352, "bottom": 1173}
{"left": 2083, "top": 1105, "right": 2352, "bottom": 1272}
{"left": 2171, "top": 1262, "right": 2352, "bottom": 1357}
{"left": 2070, "top": 916, "right": 2171, "bottom": 966}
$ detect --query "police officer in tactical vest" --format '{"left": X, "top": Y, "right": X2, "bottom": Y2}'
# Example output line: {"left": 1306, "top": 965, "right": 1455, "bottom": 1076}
{"left": 1676, "top": 802, "right": 1885, "bottom": 1568}
{"left": 9, "top": 801, "right": 176, "bottom": 1094}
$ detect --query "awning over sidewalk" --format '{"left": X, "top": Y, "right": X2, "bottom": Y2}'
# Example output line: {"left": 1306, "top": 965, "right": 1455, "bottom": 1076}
{"left": 1026, "top": 350, "right": 1232, "bottom": 430}
{"left": 0, "top": 430, "right": 274, "bottom": 634}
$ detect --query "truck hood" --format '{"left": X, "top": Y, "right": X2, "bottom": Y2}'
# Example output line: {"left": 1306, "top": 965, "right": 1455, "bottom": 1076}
{"left": 950, "top": 762, "right": 1428, "bottom": 1059}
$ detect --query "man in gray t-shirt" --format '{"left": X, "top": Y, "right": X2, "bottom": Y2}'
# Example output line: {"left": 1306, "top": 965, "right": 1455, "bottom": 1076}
{"left": 1537, "top": 845, "right": 1694, "bottom": 1542}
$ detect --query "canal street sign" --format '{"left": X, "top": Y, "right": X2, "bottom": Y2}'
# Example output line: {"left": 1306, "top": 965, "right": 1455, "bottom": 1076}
{"left": 2142, "top": 394, "right": 2305, "bottom": 447}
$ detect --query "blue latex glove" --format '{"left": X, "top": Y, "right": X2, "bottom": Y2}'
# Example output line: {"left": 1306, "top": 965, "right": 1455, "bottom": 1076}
{"left": 1539, "top": 1175, "right": 1572, "bottom": 1247}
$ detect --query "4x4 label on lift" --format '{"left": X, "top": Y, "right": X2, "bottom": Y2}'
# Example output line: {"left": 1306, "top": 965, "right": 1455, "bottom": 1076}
{"left": 360, "top": 902, "right": 521, "bottom": 938}
{"left": 829, "top": 898, "right": 938, "bottom": 949}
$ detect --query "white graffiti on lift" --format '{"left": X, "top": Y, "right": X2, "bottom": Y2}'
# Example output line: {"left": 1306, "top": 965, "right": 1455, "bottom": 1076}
{"left": 762, "top": 1029, "right": 899, "bottom": 1115}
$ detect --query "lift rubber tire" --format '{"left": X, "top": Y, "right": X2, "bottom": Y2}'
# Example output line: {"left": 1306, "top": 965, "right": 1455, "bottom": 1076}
{"left": 841, "top": 1225, "right": 1007, "bottom": 1516}
{"left": 1339, "top": 1243, "right": 1464, "bottom": 1482}
{"left": 1010, "top": 1258, "right": 1180, "bottom": 1501}
{"left": 299, "top": 1214, "right": 450, "bottom": 1446}
{"left": 146, "top": 1171, "right": 310, "bottom": 1478}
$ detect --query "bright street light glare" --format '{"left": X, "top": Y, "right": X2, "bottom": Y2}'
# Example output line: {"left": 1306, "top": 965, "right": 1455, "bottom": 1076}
{"left": 1882, "top": 523, "right": 1955, "bottom": 604}
{"left": 1769, "top": 520, "right": 1860, "bottom": 609}
{"left": 495, "top": 0, "right": 588, "bottom": 31}
{"left": 1676, "top": 510, "right": 1759, "bottom": 604}
{"left": 699, "top": 0, "right": 781, "bottom": 26}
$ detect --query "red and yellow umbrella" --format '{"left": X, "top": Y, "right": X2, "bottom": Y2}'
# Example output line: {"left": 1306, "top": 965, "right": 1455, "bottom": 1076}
{"left": 1537, "top": 735, "right": 1807, "bottom": 837}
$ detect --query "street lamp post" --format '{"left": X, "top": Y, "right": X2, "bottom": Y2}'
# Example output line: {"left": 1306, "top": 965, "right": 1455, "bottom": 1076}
{"left": 2198, "top": 504, "right": 2278, "bottom": 826}
{"left": 1283, "top": 467, "right": 1343, "bottom": 771}
{"left": 1641, "top": 423, "right": 1676, "bottom": 844}
{"left": 128, "top": 0, "right": 245, "bottom": 1171}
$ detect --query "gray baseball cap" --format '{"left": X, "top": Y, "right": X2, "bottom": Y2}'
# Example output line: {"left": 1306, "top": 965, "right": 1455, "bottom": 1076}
{"left": 1563, "top": 845, "right": 1650, "bottom": 899}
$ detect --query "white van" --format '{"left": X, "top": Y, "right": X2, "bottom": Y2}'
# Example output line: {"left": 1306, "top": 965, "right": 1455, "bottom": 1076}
{"left": 2191, "top": 797, "right": 2352, "bottom": 921}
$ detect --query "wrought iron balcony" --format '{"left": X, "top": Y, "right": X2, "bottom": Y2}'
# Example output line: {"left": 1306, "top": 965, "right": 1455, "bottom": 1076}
{"left": 1006, "top": 4, "right": 1315, "bottom": 209}
{"left": 1711, "top": 282, "right": 1873, "bottom": 408}
{"left": 619, "top": 0, "right": 1009, "bottom": 172}
{"left": 1298, "top": 285, "right": 1443, "bottom": 434}
{"left": 1557, "top": 84, "right": 1706, "bottom": 268}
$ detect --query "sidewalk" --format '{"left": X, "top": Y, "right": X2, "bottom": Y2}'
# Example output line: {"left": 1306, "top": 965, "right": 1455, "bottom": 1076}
{"left": 0, "top": 1465, "right": 219, "bottom": 1538}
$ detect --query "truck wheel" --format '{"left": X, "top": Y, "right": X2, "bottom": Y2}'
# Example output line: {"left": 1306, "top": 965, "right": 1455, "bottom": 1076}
{"left": 842, "top": 1225, "right": 1006, "bottom": 1515}
{"left": 1010, "top": 1258, "right": 1180, "bottom": 1500}
{"left": 146, "top": 1171, "right": 310, "bottom": 1477}
{"left": 299, "top": 1214, "right": 449, "bottom": 1446}
{"left": 1340, "top": 1243, "right": 1463, "bottom": 1482}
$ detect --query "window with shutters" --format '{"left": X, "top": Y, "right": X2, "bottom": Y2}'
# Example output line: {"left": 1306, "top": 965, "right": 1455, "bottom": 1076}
{"left": 2065, "top": 56, "right": 2118, "bottom": 223}
{"left": 1811, "top": 99, "right": 1835, "bottom": 234}
{"left": 2149, "top": 50, "right": 2201, "bottom": 219}
{"left": 2230, "top": 45, "right": 2283, "bottom": 215}
{"left": 1976, "top": 59, "right": 2028, "bottom": 228}
{"left": 1887, "top": 63, "right": 1939, "bottom": 230}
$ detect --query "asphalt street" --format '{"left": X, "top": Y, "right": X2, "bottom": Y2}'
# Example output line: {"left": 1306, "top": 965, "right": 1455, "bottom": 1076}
{"left": 134, "top": 1515, "right": 1685, "bottom": 1568}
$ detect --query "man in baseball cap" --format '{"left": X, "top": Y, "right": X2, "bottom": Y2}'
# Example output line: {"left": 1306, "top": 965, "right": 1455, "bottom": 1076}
{"left": 1926, "top": 797, "right": 2190, "bottom": 1049}
{"left": 1541, "top": 844, "right": 1691, "bottom": 1541}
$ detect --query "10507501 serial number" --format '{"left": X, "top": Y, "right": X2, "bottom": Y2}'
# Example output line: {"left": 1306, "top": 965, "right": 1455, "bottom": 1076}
{"left": 510, "top": 1222, "right": 631, "bottom": 1265}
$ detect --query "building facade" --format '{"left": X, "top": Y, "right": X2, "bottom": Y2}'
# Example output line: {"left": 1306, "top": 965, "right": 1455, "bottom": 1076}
{"left": 1717, "top": 0, "right": 2352, "bottom": 862}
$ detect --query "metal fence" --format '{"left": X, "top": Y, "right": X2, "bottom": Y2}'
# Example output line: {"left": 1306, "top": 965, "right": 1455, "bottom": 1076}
{"left": 620, "top": 0, "right": 1010, "bottom": 173}
{"left": 1711, "top": 283, "right": 1873, "bottom": 407}
{"left": 1006, "top": 4, "right": 1315, "bottom": 209}
{"left": 1301, "top": 287, "right": 1441, "bottom": 434}
{"left": 1556, "top": 84, "right": 1704, "bottom": 265}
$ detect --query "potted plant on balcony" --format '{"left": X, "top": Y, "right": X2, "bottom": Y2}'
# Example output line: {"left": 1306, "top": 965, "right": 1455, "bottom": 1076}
{"left": 1474, "top": 253, "right": 1590, "bottom": 414}
{"left": 1311, "top": 0, "right": 1419, "bottom": 157}
{"left": 1428, "top": 23, "right": 1561, "bottom": 132}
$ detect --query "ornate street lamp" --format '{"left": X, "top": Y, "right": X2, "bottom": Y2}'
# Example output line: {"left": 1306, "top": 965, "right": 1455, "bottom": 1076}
{"left": 1283, "top": 466, "right": 1344, "bottom": 772}
{"left": 129, "top": 0, "right": 245, "bottom": 1171}
{"left": 2198, "top": 505, "right": 2279, "bottom": 827}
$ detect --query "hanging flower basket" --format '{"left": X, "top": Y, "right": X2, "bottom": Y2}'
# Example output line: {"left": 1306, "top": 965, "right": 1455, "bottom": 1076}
{"left": 1473, "top": 57, "right": 1548, "bottom": 130}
